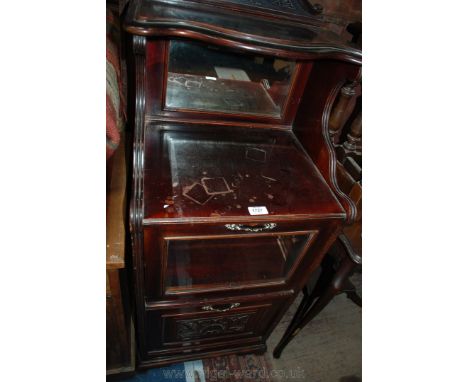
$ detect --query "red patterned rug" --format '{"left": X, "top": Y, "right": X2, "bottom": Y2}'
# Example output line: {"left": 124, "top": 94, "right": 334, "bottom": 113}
{"left": 203, "top": 354, "right": 274, "bottom": 382}
{"left": 118, "top": 353, "right": 277, "bottom": 381}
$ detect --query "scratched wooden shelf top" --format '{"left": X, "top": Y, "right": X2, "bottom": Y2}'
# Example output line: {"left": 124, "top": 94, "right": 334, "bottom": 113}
{"left": 142, "top": 123, "right": 344, "bottom": 221}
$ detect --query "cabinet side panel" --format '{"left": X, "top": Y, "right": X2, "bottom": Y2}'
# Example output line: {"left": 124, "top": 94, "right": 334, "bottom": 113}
{"left": 293, "top": 59, "right": 361, "bottom": 224}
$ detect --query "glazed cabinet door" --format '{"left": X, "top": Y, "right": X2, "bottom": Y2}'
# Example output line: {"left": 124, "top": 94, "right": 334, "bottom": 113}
{"left": 163, "top": 231, "right": 313, "bottom": 293}
{"left": 143, "top": 220, "right": 323, "bottom": 299}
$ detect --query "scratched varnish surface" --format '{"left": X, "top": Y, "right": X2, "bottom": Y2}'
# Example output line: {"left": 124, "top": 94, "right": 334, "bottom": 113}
{"left": 143, "top": 124, "right": 344, "bottom": 220}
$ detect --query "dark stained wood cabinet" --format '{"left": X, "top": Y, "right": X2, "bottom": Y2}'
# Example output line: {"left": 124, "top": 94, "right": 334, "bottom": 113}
{"left": 124, "top": 0, "right": 361, "bottom": 368}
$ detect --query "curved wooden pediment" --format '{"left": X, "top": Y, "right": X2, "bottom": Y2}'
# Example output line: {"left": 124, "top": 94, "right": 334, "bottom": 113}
{"left": 124, "top": 0, "right": 361, "bottom": 63}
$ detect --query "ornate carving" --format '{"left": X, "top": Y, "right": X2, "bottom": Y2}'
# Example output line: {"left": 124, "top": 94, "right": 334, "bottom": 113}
{"left": 272, "top": 0, "right": 295, "bottom": 9}
{"left": 219, "top": 0, "right": 298, "bottom": 11}
{"left": 307, "top": 2, "right": 323, "bottom": 14}
{"left": 240, "top": 0, "right": 296, "bottom": 10}
{"left": 176, "top": 315, "right": 250, "bottom": 340}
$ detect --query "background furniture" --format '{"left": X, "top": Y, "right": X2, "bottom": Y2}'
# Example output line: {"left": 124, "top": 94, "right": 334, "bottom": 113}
{"left": 107, "top": 4, "right": 134, "bottom": 376}
{"left": 106, "top": 7, "right": 126, "bottom": 160}
{"left": 106, "top": 134, "right": 135, "bottom": 376}
{"left": 273, "top": 82, "right": 362, "bottom": 357}
{"left": 273, "top": 231, "right": 362, "bottom": 359}
{"left": 124, "top": 0, "right": 361, "bottom": 368}
{"left": 273, "top": 166, "right": 362, "bottom": 358}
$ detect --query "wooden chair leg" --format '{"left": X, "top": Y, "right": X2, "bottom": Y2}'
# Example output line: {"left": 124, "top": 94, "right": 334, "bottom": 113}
{"left": 345, "top": 290, "right": 362, "bottom": 307}
{"left": 273, "top": 265, "right": 333, "bottom": 359}
{"left": 273, "top": 293, "right": 314, "bottom": 359}
{"left": 342, "top": 277, "right": 361, "bottom": 308}
{"left": 273, "top": 285, "right": 339, "bottom": 358}
{"left": 273, "top": 256, "right": 356, "bottom": 358}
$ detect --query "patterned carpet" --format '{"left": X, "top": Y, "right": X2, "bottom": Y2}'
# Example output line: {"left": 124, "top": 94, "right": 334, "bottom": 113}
{"left": 117, "top": 354, "right": 274, "bottom": 382}
{"left": 266, "top": 272, "right": 362, "bottom": 382}
{"left": 118, "top": 273, "right": 361, "bottom": 382}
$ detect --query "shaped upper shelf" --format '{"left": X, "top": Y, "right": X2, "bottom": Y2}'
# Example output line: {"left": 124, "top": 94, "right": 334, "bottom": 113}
{"left": 124, "top": 0, "right": 361, "bottom": 60}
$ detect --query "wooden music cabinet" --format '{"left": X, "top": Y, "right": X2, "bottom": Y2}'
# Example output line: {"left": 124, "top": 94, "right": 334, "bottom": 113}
{"left": 124, "top": 0, "right": 362, "bottom": 368}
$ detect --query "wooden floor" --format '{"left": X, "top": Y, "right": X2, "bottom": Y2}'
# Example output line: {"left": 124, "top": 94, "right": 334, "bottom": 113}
{"left": 265, "top": 273, "right": 362, "bottom": 382}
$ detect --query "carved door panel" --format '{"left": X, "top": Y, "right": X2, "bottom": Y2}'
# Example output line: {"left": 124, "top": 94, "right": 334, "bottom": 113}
{"left": 167, "top": 311, "right": 256, "bottom": 343}
{"left": 144, "top": 294, "right": 290, "bottom": 354}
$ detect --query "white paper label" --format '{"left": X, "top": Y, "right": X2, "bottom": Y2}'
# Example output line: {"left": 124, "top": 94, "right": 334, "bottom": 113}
{"left": 248, "top": 206, "right": 269, "bottom": 215}
{"left": 215, "top": 67, "right": 251, "bottom": 81}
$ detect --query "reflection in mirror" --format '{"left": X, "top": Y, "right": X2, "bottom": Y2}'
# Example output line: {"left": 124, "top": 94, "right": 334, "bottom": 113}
{"left": 165, "top": 40, "right": 296, "bottom": 117}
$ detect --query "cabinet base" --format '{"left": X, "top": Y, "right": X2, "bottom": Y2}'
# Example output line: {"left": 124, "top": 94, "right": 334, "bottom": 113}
{"left": 138, "top": 343, "right": 267, "bottom": 369}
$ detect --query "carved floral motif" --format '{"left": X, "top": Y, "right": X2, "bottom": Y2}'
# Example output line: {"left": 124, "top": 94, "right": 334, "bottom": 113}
{"left": 176, "top": 314, "right": 251, "bottom": 340}
{"left": 240, "top": 0, "right": 297, "bottom": 11}
{"left": 272, "top": 0, "right": 295, "bottom": 9}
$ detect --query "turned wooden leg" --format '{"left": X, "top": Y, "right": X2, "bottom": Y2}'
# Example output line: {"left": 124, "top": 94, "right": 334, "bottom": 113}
{"left": 273, "top": 256, "right": 356, "bottom": 358}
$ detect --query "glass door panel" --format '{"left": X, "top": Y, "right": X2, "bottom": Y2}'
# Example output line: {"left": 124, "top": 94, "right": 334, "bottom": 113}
{"left": 165, "top": 40, "right": 297, "bottom": 118}
{"left": 164, "top": 232, "right": 313, "bottom": 293}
